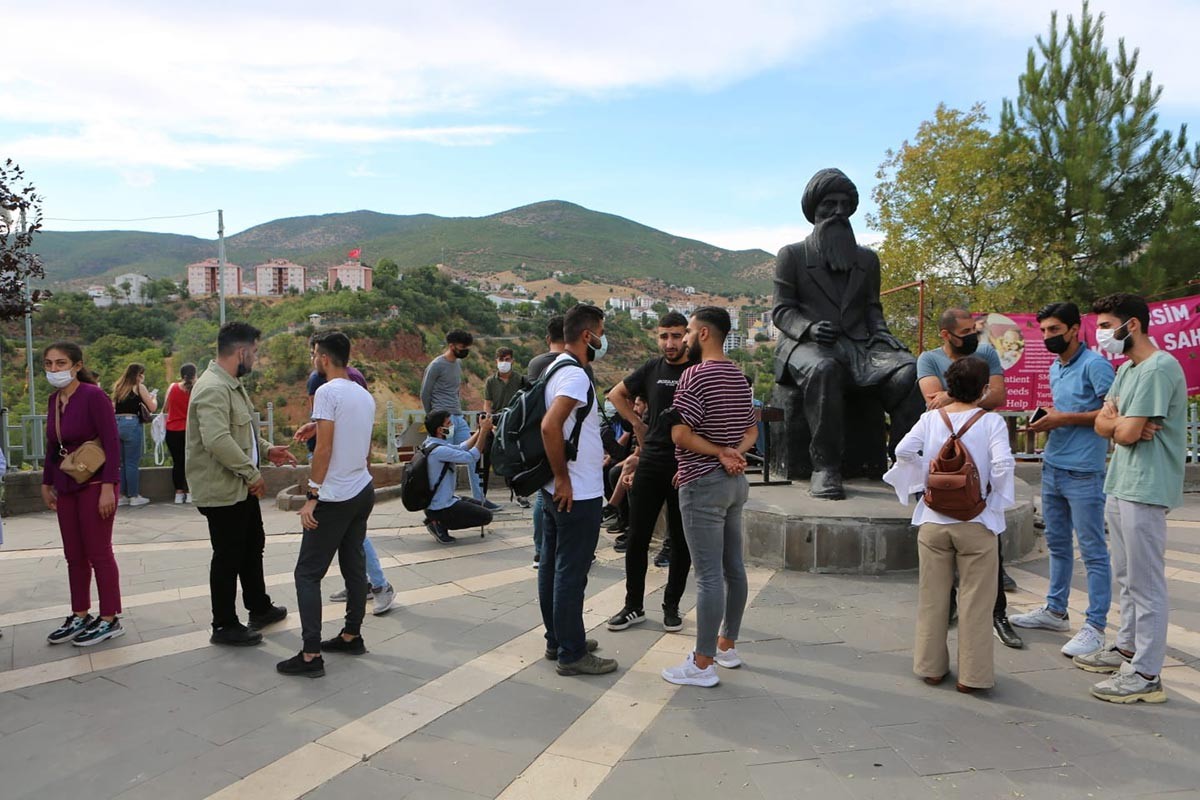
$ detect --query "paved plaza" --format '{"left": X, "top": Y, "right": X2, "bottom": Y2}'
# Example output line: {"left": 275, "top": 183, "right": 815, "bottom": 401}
{"left": 1, "top": 490, "right": 1199, "bottom": 799}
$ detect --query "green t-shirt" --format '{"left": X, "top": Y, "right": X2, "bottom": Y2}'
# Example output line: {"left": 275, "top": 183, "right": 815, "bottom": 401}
{"left": 1103, "top": 350, "right": 1188, "bottom": 509}
{"left": 484, "top": 373, "right": 523, "bottom": 413}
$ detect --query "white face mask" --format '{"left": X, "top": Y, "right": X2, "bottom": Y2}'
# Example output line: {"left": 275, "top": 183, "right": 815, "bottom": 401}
{"left": 497, "top": 361, "right": 512, "bottom": 374}
{"left": 46, "top": 370, "right": 75, "bottom": 389}
{"left": 1096, "top": 320, "right": 1132, "bottom": 356}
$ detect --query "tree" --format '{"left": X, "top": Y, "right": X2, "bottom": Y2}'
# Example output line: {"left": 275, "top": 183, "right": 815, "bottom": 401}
{"left": 375, "top": 257, "right": 399, "bottom": 279}
{"left": 872, "top": 104, "right": 1035, "bottom": 348}
{"left": 0, "top": 160, "right": 45, "bottom": 319}
{"left": 999, "top": 1, "right": 1198, "bottom": 297}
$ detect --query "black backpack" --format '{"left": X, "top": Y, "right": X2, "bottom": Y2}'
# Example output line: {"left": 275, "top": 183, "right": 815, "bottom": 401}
{"left": 400, "top": 440, "right": 453, "bottom": 512}
{"left": 490, "top": 356, "right": 594, "bottom": 497}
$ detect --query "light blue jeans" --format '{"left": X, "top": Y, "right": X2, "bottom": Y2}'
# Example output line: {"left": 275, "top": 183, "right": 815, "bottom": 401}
{"left": 450, "top": 414, "right": 483, "bottom": 501}
{"left": 116, "top": 416, "right": 143, "bottom": 498}
{"left": 532, "top": 489, "right": 544, "bottom": 558}
{"left": 1041, "top": 466, "right": 1111, "bottom": 631}
{"left": 363, "top": 536, "right": 386, "bottom": 589}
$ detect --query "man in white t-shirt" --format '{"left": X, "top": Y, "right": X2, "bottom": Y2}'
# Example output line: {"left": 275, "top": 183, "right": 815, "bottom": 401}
{"left": 278, "top": 331, "right": 377, "bottom": 679}
{"left": 540, "top": 304, "right": 617, "bottom": 676}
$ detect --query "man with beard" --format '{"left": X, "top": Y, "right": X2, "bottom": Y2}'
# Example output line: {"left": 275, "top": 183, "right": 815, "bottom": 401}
{"left": 916, "top": 308, "right": 1021, "bottom": 649}
{"left": 605, "top": 312, "right": 696, "bottom": 634}
{"left": 773, "top": 168, "right": 921, "bottom": 499}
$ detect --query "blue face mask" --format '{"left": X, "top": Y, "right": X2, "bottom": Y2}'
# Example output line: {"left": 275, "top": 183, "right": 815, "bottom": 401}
{"left": 587, "top": 332, "right": 608, "bottom": 362}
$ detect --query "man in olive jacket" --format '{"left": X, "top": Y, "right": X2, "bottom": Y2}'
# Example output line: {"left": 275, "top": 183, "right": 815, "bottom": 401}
{"left": 187, "top": 322, "right": 298, "bottom": 646}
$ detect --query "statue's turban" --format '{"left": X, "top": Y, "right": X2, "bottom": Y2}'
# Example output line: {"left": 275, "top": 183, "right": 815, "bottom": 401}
{"left": 801, "top": 168, "right": 859, "bottom": 223}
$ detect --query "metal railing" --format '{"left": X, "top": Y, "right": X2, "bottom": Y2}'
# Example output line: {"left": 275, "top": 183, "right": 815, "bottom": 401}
{"left": 1003, "top": 403, "right": 1200, "bottom": 464}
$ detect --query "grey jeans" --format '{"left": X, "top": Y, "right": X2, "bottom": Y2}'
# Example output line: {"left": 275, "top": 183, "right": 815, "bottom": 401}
{"left": 1107, "top": 496, "right": 1169, "bottom": 675}
{"left": 679, "top": 469, "right": 750, "bottom": 657}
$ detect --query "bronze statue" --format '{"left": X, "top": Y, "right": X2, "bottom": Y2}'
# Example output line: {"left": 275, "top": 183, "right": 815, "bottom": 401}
{"left": 772, "top": 168, "right": 922, "bottom": 499}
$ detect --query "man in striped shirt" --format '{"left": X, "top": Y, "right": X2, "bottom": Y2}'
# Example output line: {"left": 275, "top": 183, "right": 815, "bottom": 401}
{"left": 661, "top": 307, "right": 759, "bottom": 688}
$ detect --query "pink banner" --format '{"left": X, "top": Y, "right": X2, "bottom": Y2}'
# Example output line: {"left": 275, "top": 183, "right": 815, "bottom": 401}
{"left": 973, "top": 294, "right": 1200, "bottom": 412}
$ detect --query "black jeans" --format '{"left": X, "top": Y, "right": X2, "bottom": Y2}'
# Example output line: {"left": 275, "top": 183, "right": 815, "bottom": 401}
{"left": 199, "top": 496, "right": 274, "bottom": 628}
{"left": 625, "top": 456, "right": 691, "bottom": 612}
{"left": 428, "top": 497, "right": 494, "bottom": 531}
{"left": 539, "top": 492, "right": 602, "bottom": 664}
{"left": 165, "top": 429, "right": 188, "bottom": 492}
{"left": 294, "top": 483, "right": 375, "bottom": 653}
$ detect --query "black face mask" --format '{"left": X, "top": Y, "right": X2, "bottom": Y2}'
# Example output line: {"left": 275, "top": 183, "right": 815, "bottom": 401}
{"left": 951, "top": 332, "right": 979, "bottom": 356}
{"left": 236, "top": 351, "right": 253, "bottom": 378}
{"left": 1044, "top": 333, "right": 1071, "bottom": 355}
{"left": 453, "top": 348, "right": 470, "bottom": 359}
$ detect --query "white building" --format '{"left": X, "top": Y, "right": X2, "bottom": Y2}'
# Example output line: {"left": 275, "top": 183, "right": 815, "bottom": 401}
{"left": 327, "top": 261, "right": 373, "bottom": 292}
{"left": 112, "top": 273, "right": 152, "bottom": 304}
{"left": 726, "top": 306, "right": 740, "bottom": 331}
{"left": 255, "top": 259, "right": 306, "bottom": 296}
{"left": 723, "top": 332, "right": 745, "bottom": 354}
{"left": 88, "top": 285, "right": 113, "bottom": 308}
{"left": 187, "top": 259, "right": 242, "bottom": 296}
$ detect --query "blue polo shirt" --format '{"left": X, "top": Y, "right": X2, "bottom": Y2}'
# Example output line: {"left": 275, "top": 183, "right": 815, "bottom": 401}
{"left": 916, "top": 343, "right": 1004, "bottom": 388}
{"left": 1043, "top": 345, "right": 1114, "bottom": 473}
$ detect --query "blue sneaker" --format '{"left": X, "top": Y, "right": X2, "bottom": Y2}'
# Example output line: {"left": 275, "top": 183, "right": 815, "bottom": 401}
{"left": 47, "top": 614, "right": 94, "bottom": 644}
{"left": 72, "top": 617, "right": 125, "bottom": 647}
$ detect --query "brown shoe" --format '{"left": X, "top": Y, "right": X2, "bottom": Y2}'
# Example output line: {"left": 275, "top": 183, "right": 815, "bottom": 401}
{"left": 923, "top": 673, "right": 948, "bottom": 686}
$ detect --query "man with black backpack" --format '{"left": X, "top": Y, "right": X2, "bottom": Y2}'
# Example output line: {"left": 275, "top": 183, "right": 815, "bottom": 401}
{"left": 419, "top": 411, "right": 494, "bottom": 543}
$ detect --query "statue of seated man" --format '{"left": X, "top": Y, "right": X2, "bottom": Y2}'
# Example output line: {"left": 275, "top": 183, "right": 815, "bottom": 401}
{"left": 772, "top": 168, "right": 921, "bottom": 499}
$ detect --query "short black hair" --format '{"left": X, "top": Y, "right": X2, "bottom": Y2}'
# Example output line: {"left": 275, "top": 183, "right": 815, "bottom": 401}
{"left": 939, "top": 308, "right": 971, "bottom": 333}
{"left": 564, "top": 304, "right": 604, "bottom": 344}
{"left": 1036, "top": 301, "right": 1081, "bottom": 328}
{"left": 945, "top": 356, "right": 990, "bottom": 403}
{"left": 693, "top": 306, "right": 731, "bottom": 341}
{"left": 659, "top": 311, "right": 688, "bottom": 329}
{"left": 312, "top": 330, "right": 351, "bottom": 367}
{"left": 546, "top": 315, "right": 565, "bottom": 343}
{"left": 217, "top": 322, "right": 262, "bottom": 356}
{"left": 496, "top": 347, "right": 514, "bottom": 359}
{"left": 1092, "top": 293, "right": 1150, "bottom": 332}
{"left": 446, "top": 330, "right": 473, "bottom": 347}
{"left": 426, "top": 410, "right": 450, "bottom": 435}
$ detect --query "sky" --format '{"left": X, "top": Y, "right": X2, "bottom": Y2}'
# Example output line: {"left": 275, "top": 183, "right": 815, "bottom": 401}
{"left": 4, "top": 0, "right": 1198, "bottom": 255}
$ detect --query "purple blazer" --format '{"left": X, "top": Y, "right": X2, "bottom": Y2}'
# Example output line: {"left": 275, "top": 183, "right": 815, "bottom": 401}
{"left": 43, "top": 382, "right": 121, "bottom": 494}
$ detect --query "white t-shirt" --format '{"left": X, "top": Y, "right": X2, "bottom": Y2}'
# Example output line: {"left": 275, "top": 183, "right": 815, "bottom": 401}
{"left": 542, "top": 354, "right": 603, "bottom": 501}
{"left": 311, "top": 377, "right": 376, "bottom": 502}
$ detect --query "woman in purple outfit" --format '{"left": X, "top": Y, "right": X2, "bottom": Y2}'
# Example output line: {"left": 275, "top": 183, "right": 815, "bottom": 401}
{"left": 41, "top": 342, "right": 125, "bottom": 647}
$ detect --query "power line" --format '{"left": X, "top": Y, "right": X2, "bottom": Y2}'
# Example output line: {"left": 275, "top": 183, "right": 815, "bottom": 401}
{"left": 43, "top": 210, "right": 219, "bottom": 223}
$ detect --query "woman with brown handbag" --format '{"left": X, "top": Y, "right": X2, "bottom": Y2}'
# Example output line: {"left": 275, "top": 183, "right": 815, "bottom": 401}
{"left": 42, "top": 342, "right": 125, "bottom": 647}
{"left": 111, "top": 362, "right": 158, "bottom": 507}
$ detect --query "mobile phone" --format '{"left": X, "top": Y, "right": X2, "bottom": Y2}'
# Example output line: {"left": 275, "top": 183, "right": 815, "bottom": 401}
{"left": 1029, "top": 407, "right": 1048, "bottom": 424}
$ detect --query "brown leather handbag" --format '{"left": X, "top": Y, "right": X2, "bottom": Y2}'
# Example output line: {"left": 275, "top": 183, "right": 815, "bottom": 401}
{"left": 55, "top": 398, "right": 106, "bottom": 484}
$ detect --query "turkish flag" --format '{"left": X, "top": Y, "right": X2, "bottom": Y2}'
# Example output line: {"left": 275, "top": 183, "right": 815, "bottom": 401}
{"left": 347, "top": 248, "right": 362, "bottom": 259}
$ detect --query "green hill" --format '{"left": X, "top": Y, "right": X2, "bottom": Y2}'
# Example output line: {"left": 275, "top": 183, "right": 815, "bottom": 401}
{"left": 35, "top": 201, "right": 774, "bottom": 295}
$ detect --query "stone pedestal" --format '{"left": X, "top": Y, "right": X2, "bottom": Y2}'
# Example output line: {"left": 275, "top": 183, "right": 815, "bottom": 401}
{"left": 743, "top": 478, "right": 1036, "bottom": 574}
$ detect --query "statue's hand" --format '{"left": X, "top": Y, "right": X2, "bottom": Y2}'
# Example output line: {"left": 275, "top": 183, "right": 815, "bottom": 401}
{"left": 811, "top": 321, "right": 839, "bottom": 346}
{"left": 869, "top": 331, "right": 907, "bottom": 351}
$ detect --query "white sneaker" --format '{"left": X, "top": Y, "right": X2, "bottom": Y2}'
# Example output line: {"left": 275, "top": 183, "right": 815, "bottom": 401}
{"left": 661, "top": 652, "right": 719, "bottom": 687}
{"left": 174, "top": 494, "right": 185, "bottom": 504}
{"left": 184, "top": 493, "right": 192, "bottom": 504}
{"left": 1061, "top": 625, "right": 1105, "bottom": 658}
{"left": 371, "top": 584, "right": 397, "bottom": 616}
{"left": 1009, "top": 605, "right": 1070, "bottom": 631}
{"left": 128, "top": 496, "right": 150, "bottom": 507}
{"left": 715, "top": 647, "right": 742, "bottom": 669}
{"left": 117, "top": 497, "right": 130, "bottom": 507}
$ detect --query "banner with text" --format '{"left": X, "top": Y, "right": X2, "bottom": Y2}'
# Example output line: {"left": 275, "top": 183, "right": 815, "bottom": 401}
{"left": 976, "top": 294, "right": 1200, "bottom": 412}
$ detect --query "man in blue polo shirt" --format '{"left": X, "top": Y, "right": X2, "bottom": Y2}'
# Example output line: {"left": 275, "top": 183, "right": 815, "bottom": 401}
{"left": 1010, "top": 303, "right": 1115, "bottom": 658}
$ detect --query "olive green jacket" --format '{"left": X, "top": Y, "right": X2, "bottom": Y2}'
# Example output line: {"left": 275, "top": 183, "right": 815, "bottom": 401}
{"left": 184, "top": 361, "right": 273, "bottom": 508}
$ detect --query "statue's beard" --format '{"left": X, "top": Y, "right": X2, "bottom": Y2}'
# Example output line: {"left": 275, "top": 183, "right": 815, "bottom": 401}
{"left": 814, "top": 215, "right": 858, "bottom": 273}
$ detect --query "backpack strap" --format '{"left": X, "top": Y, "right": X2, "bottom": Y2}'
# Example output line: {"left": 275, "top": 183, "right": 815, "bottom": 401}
{"left": 422, "top": 440, "right": 455, "bottom": 492}
{"left": 938, "top": 407, "right": 988, "bottom": 439}
{"left": 544, "top": 355, "right": 595, "bottom": 462}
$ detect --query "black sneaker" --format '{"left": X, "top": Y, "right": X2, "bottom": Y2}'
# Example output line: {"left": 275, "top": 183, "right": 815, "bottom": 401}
{"left": 72, "top": 617, "right": 125, "bottom": 647}
{"left": 211, "top": 623, "right": 264, "bottom": 647}
{"left": 276, "top": 652, "right": 325, "bottom": 678}
{"left": 516, "top": 496, "right": 531, "bottom": 509}
{"left": 607, "top": 520, "right": 628, "bottom": 534}
{"left": 993, "top": 616, "right": 1024, "bottom": 649}
{"left": 425, "top": 518, "right": 455, "bottom": 544}
{"left": 545, "top": 638, "right": 599, "bottom": 661}
{"left": 1001, "top": 570, "right": 1018, "bottom": 592}
{"left": 653, "top": 548, "right": 670, "bottom": 568}
{"left": 662, "top": 607, "right": 683, "bottom": 632}
{"left": 613, "top": 538, "right": 629, "bottom": 554}
{"left": 248, "top": 604, "right": 288, "bottom": 630}
{"left": 47, "top": 613, "right": 94, "bottom": 644}
{"left": 606, "top": 607, "right": 646, "bottom": 631}
{"left": 601, "top": 505, "right": 617, "bottom": 521}
{"left": 320, "top": 631, "right": 367, "bottom": 655}
{"left": 557, "top": 652, "right": 618, "bottom": 676}
{"left": 482, "top": 499, "right": 501, "bottom": 512}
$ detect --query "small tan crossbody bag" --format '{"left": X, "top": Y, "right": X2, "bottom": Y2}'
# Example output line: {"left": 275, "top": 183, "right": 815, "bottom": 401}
{"left": 55, "top": 397, "right": 106, "bottom": 484}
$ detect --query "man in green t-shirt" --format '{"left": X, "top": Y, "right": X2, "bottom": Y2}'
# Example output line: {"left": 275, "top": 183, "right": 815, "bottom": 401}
{"left": 482, "top": 347, "right": 523, "bottom": 507}
{"left": 1073, "top": 293, "right": 1187, "bottom": 705}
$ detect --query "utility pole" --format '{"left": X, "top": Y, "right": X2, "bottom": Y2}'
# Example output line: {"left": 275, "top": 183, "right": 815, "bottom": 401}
{"left": 217, "top": 209, "right": 227, "bottom": 325}
{"left": 21, "top": 208, "right": 35, "bottom": 420}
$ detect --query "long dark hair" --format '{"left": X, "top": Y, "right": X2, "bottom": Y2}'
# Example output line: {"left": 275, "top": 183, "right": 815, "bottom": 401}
{"left": 43, "top": 342, "right": 97, "bottom": 385}
{"left": 112, "top": 363, "right": 145, "bottom": 402}
{"left": 180, "top": 362, "right": 197, "bottom": 392}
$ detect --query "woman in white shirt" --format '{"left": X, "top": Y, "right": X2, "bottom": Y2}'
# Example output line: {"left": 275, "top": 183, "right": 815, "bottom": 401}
{"left": 884, "top": 356, "right": 1015, "bottom": 692}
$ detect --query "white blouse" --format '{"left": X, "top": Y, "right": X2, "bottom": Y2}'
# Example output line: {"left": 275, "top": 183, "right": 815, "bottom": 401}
{"left": 883, "top": 408, "right": 1016, "bottom": 535}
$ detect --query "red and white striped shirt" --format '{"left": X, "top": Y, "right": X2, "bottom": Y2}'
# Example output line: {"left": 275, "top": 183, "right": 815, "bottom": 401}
{"left": 672, "top": 360, "right": 757, "bottom": 486}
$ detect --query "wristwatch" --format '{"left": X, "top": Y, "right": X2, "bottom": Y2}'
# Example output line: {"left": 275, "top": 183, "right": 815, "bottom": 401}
{"left": 305, "top": 491, "right": 319, "bottom": 502}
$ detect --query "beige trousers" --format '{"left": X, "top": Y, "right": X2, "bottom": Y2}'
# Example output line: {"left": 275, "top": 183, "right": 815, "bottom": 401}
{"left": 914, "top": 521, "right": 999, "bottom": 689}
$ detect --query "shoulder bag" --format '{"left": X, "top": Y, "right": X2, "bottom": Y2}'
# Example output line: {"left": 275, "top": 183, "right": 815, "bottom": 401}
{"left": 56, "top": 395, "right": 107, "bottom": 484}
